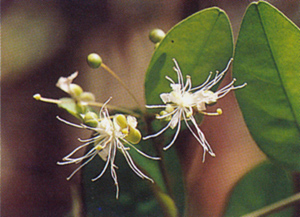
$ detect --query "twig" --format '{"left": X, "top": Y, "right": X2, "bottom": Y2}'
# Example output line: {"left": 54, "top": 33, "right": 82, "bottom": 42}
{"left": 241, "top": 192, "right": 300, "bottom": 217}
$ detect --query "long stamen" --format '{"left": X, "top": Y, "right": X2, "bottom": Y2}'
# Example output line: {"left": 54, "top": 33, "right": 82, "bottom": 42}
{"left": 145, "top": 104, "right": 168, "bottom": 109}
{"left": 56, "top": 116, "right": 84, "bottom": 128}
{"left": 165, "top": 76, "right": 175, "bottom": 84}
{"left": 121, "top": 139, "right": 161, "bottom": 160}
{"left": 189, "top": 115, "right": 215, "bottom": 157}
{"left": 62, "top": 146, "right": 99, "bottom": 163}
{"left": 183, "top": 75, "right": 192, "bottom": 92}
{"left": 92, "top": 142, "right": 112, "bottom": 181}
{"left": 121, "top": 148, "right": 145, "bottom": 179}
{"left": 33, "top": 94, "right": 62, "bottom": 104}
{"left": 78, "top": 134, "right": 102, "bottom": 143}
{"left": 201, "top": 58, "right": 233, "bottom": 91}
{"left": 65, "top": 151, "right": 98, "bottom": 180}
{"left": 172, "top": 58, "right": 184, "bottom": 88}
{"left": 183, "top": 115, "right": 210, "bottom": 158}
{"left": 60, "top": 142, "right": 96, "bottom": 162}
{"left": 163, "top": 116, "right": 181, "bottom": 150}
{"left": 156, "top": 108, "right": 178, "bottom": 119}
{"left": 143, "top": 117, "right": 173, "bottom": 140}
{"left": 190, "top": 72, "right": 213, "bottom": 91}
{"left": 109, "top": 142, "right": 119, "bottom": 199}
{"left": 121, "top": 146, "right": 154, "bottom": 182}
{"left": 200, "top": 108, "right": 223, "bottom": 116}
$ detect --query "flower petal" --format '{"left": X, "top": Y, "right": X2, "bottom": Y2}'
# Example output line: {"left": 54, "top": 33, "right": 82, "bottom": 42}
{"left": 160, "top": 93, "right": 171, "bottom": 104}
{"left": 56, "top": 71, "right": 78, "bottom": 94}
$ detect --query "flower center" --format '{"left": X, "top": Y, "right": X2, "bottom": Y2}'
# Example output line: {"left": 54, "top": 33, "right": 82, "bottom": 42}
{"left": 171, "top": 91, "right": 194, "bottom": 108}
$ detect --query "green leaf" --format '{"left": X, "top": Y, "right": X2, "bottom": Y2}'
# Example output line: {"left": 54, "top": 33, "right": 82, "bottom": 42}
{"left": 224, "top": 161, "right": 294, "bottom": 217}
{"left": 233, "top": 1, "right": 300, "bottom": 171}
{"left": 145, "top": 7, "right": 233, "bottom": 105}
{"left": 58, "top": 97, "right": 82, "bottom": 119}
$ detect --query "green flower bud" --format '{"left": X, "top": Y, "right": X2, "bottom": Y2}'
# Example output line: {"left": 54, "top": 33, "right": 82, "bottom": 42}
{"left": 114, "top": 114, "right": 128, "bottom": 129}
{"left": 80, "top": 92, "right": 95, "bottom": 102}
{"left": 149, "top": 29, "right": 165, "bottom": 44}
{"left": 125, "top": 126, "right": 141, "bottom": 144}
{"left": 84, "top": 111, "right": 99, "bottom": 128}
{"left": 69, "top": 83, "right": 83, "bottom": 97}
{"left": 87, "top": 53, "right": 102, "bottom": 69}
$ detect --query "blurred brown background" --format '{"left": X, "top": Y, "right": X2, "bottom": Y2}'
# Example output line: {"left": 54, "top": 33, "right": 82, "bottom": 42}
{"left": 2, "top": 0, "right": 299, "bottom": 216}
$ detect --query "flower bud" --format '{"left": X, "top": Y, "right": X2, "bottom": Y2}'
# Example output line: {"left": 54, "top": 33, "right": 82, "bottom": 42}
{"left": 87, "top": 53, "right": 102, "bottom": 69}
{"left": 84, "top": 111, "right": 99, "bottom": 128}
{"left": 149, "top": 29, "right": 165, "bottom": 43}
{"left": 114, "top": 114, "right": 128, "bottom": 129}
{"left": 125, "top": 126, "right": 141, "bottom": 144}
{"left": 69, "top": 83, "right": 83, "bottom": 97}
{"left": 80, "top": 92, "right": 96, "bottom": 102}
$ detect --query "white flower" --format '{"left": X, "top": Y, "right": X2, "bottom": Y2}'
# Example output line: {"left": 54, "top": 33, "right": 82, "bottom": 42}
{"left": 57, "top": 99, "right": 160, "bottom": 199}
{"left": 56, "top": 71, "right": 95, "bottom": 105}
{"left": 144, "top": 58, "right": 246, "bottom": 161}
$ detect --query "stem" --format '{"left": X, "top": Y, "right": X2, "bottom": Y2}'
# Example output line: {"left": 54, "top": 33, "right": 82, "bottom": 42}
{"left": 34, "top": 94, "right": 140, "bottom": 117}
{"left": 145, "top": 115, "right": 176, "bottom": 204}
{"left": 101, "top": 63, "right": 142, "bottom": 110}
{"left": 241, "top": 192, "right": 300, "bottom": 217}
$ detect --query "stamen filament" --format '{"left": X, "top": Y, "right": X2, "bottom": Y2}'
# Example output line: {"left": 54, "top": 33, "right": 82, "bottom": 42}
{"left": 163, "top": 117, "right": 181, "bottom": 151}
{"left": 200, "top": 108, "right": 223, "bottom": 116}
{"left": 65, "top": 151, "right": 98, "bottom": 180}
{"left": 143, "top": 119, "right": 173, "bottom": 140}
{"left": 33, "top": 94, "right": 61, "bottom": 104}
{"left": 91, "top": 143, "right": 112, "bottom": 181}
{"left": 122, "top": 139, "right": 161, "bottom": 160}
{"left": 165, "top": 76, "right": 175, "bottom": 84}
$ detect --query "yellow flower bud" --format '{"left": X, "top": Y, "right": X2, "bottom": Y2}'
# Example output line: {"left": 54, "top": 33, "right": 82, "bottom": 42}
{"left": 69, "top": 83, "right": 83, "bottom": 97}
{"left": 114, "top": 114, "right": 128, "bottom": 129}
{"left": 125, "top": 126, "right": 141, "bottom": 144}
{"left": 84, "top": 111, "right": 99, "bottom": 128}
